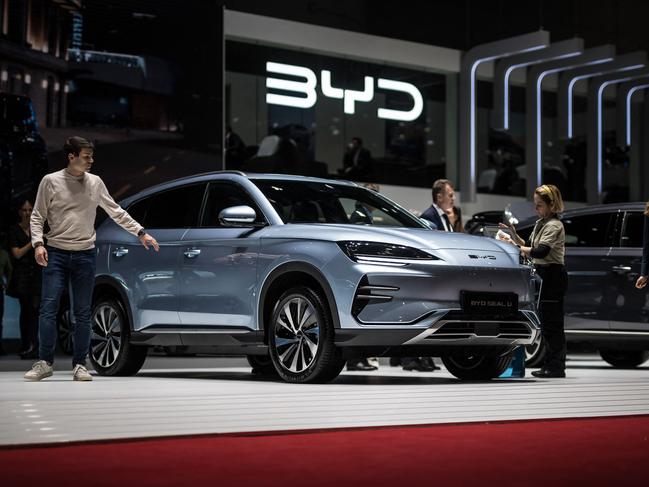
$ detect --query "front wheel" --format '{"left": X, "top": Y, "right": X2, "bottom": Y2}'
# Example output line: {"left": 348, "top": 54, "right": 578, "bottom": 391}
{"left": 90, "top": 296, "right": 147, "bottom": 376}
{"left": 268, "top": 286, "right": 345, "bottom": 383}
{"left": 441, "top": 353, "right": 512, "bottom": 380}
{"left": 599, "top": 349, "right": 649, "bottom": 369}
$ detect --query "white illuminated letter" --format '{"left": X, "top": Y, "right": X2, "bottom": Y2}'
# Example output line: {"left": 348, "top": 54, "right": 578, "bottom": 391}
{"left": 266, "top": 62, "right": 317, "bottom": 109}
{"left": 343, "top": 77, "right": 374, "bottom": 114}
{"left": 376, "top": 79, "right": 424, "bottom": 121}
{"left": 321, "top": 70, "right": 344, "bottom": 99}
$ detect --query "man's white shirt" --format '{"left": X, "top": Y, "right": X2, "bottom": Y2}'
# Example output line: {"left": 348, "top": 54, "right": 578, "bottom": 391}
{"left": 433, "top": 203, "right": 453, "bottom": 232}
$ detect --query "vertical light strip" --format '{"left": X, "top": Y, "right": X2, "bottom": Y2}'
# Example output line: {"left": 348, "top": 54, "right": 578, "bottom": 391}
{"left": 625, "top": 84, "right": 649, "bottom": 145}
{"left": 468, "top": 46, "right": 546, "bottom": 192}
{"left": 566, "top": 64, "right": 643, "bottom": 139}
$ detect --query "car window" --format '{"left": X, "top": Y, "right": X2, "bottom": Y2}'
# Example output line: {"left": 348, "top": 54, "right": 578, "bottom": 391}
{"left": 253, "top": 180, "right": 426, "bottom": 228}
{"left": 561, "top": 213, "right": 616, "bottom": 247}
{"left": 621, "top": 211, "right": 645, "bottom": 247}
{"left": 516, "top": 213, "right": 617, "bottom": 247}
{"left": 200, "top": 181, "right": 265, "bottom": 227}
{"left": 127, "top": 183, "right": 207, "bottom": 229}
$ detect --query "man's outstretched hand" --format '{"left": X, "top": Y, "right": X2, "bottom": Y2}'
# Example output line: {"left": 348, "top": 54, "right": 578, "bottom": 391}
{"left": 139, "top": 233, "right": 160, "bottom": 251}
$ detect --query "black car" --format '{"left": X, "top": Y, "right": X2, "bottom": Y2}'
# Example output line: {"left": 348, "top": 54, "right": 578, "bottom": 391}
{"left": 515, "top": 203, "right": 649, "bottom": 368}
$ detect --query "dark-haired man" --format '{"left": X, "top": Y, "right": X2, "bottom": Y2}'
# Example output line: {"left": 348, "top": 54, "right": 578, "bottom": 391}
{"left": 420, "top": 179, "right": 456, "bottom": 231}
{"left": 25, "top": 136, "right": 159, "bottom": 381}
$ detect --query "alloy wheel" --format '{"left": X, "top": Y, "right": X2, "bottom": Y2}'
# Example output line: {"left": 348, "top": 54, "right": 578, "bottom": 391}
{"left": 273, "top": 296, "right": 320, "bottom": 373}
{"left": 91, "top": 304, "right": 122, "bottom": 368}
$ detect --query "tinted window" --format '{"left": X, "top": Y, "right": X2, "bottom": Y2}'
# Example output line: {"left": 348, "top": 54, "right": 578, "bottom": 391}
{"left": 562, "top": 213, "right": 615, "bottom": 247}
{"left": 621, "top": 211, "right": 645, "bottom": 247}
{"left": 200, "top": 182, "right": 264, "bottom": 227}
{"left": 253, "top": 180, "right": 426, "bottom": 228}
{"left": 128, "top": 184, "right": 206, "bottom": 229}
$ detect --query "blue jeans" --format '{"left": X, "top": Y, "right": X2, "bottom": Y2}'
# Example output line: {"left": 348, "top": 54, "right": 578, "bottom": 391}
{"left": 39, "top": 246, "right": 96, "bottom": 366}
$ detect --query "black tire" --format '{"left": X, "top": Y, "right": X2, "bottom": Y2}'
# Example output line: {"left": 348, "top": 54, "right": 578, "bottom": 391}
{"left": 599, "top": 349, "right": 649, "bottom": 369}
{"left": 441, "top": 353, "right": 513, "bottom": 380}
{"left": 89, "top": 296, "right": 147, "bottom": 376}
{"left": 525, "top": 338, "right": 547, "bottom": 368}
{"left": 246, "top": 355, "right": 278, "bottom": 376}
{"left": 268, "top": 286, "right": 345, "bottom": 383}
{"left": 56, "top": 298, "right": 74, "bottom": 356}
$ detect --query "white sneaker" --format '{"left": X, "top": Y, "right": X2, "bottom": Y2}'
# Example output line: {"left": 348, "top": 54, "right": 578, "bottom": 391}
{"left": 24, "top": 360, "right": 54, "bottom": 381}
{"left": 73, "top": 364, "right": 93, "bottom": 381}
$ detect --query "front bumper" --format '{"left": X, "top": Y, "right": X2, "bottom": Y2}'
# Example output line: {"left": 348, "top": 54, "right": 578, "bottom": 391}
{"left": 336, "top": 309, "right": 541, "bottom": 349}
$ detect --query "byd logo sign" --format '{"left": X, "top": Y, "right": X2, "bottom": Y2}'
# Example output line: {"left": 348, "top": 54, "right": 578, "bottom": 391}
{"left": 265, "top": 62, "right": 424, "bottom": 122}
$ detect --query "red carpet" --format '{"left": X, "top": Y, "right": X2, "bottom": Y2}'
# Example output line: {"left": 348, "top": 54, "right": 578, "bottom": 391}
{"left": 2, "top": 416, "right": 648, "bottom": 487}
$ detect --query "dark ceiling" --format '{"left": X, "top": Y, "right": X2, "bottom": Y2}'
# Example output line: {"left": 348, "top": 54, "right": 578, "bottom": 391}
{"left": 79, "top": 1, "right": 649, "bottom": 60}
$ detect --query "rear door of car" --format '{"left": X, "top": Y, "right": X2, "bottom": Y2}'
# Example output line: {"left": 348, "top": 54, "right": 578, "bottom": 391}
{"left": 607, "top": 209, "right": 649, "bottom": 332}
{"left": 561, "top": 211, "right": 620, "bottom": 334}
{"left": 110, "top": 183, "right": 207, "bottom": 330}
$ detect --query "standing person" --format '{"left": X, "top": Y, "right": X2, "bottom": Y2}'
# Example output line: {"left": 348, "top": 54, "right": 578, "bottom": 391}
{"left": 421, "top": 179, "right": 456, "bottom": 232}
{"left": 8, "top": 200, "right": 41, "bottom": 359}
{"left": 396, "top": 179, "right": 458, "bottom": 372}
{"left": 339, "top": 137, "right": 373, "bottom": 181}
{"left": 501, "top": 184, "right": 567, "bottom": 378}
{"left": 447, "top": 205, "right": 463, "bottom": 233}
{"left": 24, "top": 136, "right": 159, "bottom": 382}
{"left": 0, "top": 236, "right": 11, "bottom": 355}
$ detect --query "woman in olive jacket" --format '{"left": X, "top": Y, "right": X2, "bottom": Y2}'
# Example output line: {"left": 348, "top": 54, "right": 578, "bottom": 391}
{"left": 501, "top": 185, "right": 568, "bottom": 378}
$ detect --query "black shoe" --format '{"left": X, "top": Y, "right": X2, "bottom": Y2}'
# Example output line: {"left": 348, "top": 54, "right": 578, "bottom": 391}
{"left": 389, "top": 357, "right": 401, "bottom": 367}
{"left": 420, "top": 357, "right": 440, "bottom": 370}
{"left": 402, "top": 358, "right": 436, "bottom": 372}
{"left": 347, "top": 359, "right": 378, "bottom": 371}
{"left": 531, "top": 368, "right": 566, "bottom": 378}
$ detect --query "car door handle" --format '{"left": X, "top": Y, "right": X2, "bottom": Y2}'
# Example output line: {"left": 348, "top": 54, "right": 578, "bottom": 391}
{"left": 611, "top": 265, "right": 632, "bottom": 273}
{"left": 184, "top": 248, "right": 201, "bottom": 259}
{"left": 112, "top": 247, "right": 129, "bottom": 258}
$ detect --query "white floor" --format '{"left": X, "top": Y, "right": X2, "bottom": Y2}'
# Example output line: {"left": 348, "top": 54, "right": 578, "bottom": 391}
{"left": 1, "top": 354, "right": 648, "bottom": 446}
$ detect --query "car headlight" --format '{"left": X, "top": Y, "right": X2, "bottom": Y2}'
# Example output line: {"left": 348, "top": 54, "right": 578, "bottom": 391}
{"left": 338, "top": 241, "right": 439, "bottom": 266}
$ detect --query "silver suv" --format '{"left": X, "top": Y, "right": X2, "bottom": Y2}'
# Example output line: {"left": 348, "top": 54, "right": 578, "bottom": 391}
{"left": 89, "top": 172, "right": 540, "bottom": 382}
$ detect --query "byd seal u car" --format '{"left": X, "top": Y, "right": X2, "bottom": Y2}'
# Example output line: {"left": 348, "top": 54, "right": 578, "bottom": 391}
{"left": 89, "top": 172, "right": 540, "bottom": 383}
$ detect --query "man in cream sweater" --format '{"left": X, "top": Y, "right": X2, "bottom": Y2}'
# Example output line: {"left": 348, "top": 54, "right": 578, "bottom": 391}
{"left": 25, "top": 136, "right": 159, "bottom": 381}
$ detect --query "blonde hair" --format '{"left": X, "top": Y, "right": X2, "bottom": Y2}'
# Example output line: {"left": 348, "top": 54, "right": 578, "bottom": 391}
{"left": 534, "top": 184, "right": 565, "bottom": 214}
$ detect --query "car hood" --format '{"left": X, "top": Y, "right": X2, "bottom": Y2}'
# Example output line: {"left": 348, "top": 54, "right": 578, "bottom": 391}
{"left": 259, "top": 224, "right": 518, "bottom": 255}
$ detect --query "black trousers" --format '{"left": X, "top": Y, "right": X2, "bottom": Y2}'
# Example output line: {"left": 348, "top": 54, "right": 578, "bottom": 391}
{"left": 536, "top": 264, "right": 568, "bottom": 372}
{"left": 17, "top": 293, "right": 40, "bottom": 351}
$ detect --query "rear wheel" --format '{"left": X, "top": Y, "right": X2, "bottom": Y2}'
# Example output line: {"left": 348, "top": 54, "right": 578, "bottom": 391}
{"left": 268, "top": 286, "right": 345, "bottom": 383}
{"left": 441, "top": 353, "right": 512, "bottom": 380}
{"left": 599, "top": 349, "right": 649, "bottom": 369}
{"left": 90, "top": 296, "right": 147, "bottom": 376}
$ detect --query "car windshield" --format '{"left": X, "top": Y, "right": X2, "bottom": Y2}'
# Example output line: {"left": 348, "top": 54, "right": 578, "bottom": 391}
{"left": 253, "top": 179, "right": 427, "bottom": 228}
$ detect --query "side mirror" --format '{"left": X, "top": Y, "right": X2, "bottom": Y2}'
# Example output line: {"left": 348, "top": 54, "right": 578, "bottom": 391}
{"left": 218, "top": 205, "right": 258, "bottom": 227}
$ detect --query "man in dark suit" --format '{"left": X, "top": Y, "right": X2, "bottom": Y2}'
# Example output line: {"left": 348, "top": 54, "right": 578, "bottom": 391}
{"left": 395, "top": 179, "right": 458, "bottom": 372}
{"left": 339, "top": 137, "right": 373, "bottom": 181}
{"left": 420, "top": 179, "right": 456, "bottom": 232}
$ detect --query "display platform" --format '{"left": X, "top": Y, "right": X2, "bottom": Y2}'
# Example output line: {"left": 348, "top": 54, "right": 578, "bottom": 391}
{"left": 1, "top": 354, "right": 648, "bottom": 446}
